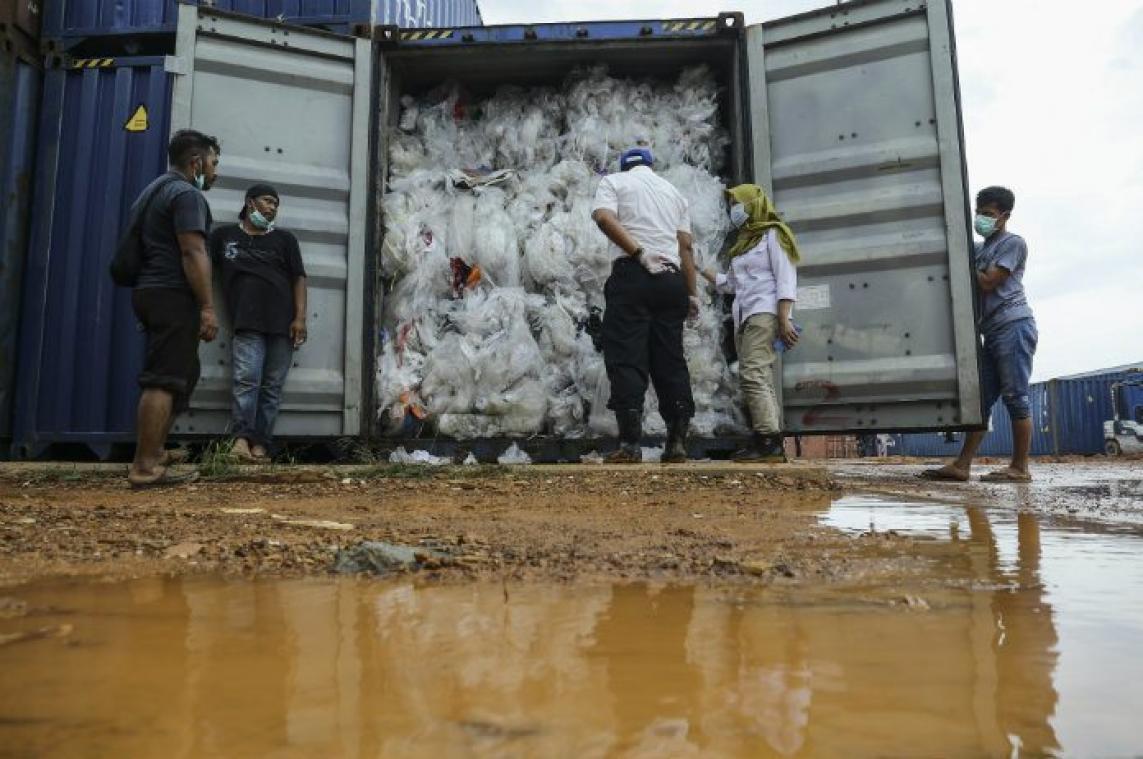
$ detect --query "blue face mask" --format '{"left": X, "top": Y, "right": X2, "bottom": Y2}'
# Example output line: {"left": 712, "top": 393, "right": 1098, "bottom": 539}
{"left": 249, "top": 209, "right": 275, "bottom": 231}
{"left": 974, "top": 214, "right": 998, "bottom": 237}
{"left": 194, "top": 172, "right": 205, "bottom": 190}
{"left": 729, "top": 203, "right": 749, "bottom": 228}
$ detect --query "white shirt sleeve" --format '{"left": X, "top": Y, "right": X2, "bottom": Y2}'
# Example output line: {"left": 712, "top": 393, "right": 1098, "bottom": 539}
{"left": 769, "top": 229, "right": 798, "bottom": 303}
{"left": 592, "top": 176, "right": 618, "bottom": 214}
{"left": 714, "top": 270, "right": 735, "bottom": 295}
{"left": 677, "top": 196, "right": 693, "bottom": 235}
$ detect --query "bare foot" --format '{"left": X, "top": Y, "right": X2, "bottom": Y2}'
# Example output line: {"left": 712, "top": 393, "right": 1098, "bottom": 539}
{"left": 128, "top": 467, "right": 200, "bottom": 490}
{"left": 127, "top": 464, "right": 162, "bottom": 487}
{"left": 231, "top": 438, "right": 257, "bottom": 464}
{"left": 980, "top": 467, "right": 1032, "bottom": 483}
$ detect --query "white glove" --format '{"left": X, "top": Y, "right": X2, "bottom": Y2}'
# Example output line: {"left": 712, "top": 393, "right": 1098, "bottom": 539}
{"left": 639, "top": 251, "right": 672, "bottom": 274}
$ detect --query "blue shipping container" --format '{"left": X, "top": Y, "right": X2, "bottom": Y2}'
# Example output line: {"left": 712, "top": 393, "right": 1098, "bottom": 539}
{"left": 897, "top": 370, "right": 1139, "bottom": 458}
{"left": 1049, "top": 372, "right": 1140, "bottom": 455}
{"left": 42, "top": 0, "right": 482, "bottom": 40}
{"left": 0, "top": 52, "right": 42, "bottom": 439}
{"left": 13, "top": 57, "right": 172, "bottom": 459}
{"left": 895, "top": 382, "right": 1051, "bottom": 459}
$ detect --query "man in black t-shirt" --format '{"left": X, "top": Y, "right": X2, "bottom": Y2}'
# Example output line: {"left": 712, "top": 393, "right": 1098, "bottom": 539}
{"left": 209, "top": 184, "right": 308, "bottom": 462}
{"left": 128, "top": 129, "right": 221, "bottom": 488}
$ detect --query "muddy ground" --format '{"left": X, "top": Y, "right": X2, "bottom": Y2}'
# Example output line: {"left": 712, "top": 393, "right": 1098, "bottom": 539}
{"left": 0, "top": 459, "right": 1139, "bottom": 587}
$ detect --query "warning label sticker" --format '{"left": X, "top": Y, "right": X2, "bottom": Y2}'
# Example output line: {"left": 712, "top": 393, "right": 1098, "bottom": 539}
{"left": 796, "top": 284, "right": 831, "bottom": 311}
{"left": 124, "top": 105, "right": 148, "bottom": 133}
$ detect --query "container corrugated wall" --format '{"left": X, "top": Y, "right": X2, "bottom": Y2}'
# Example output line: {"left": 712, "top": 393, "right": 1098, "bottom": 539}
{"left": 13, "top": 58, "right": 173, "bottom": 458}
{"left": 897, "top": 371, "right": 1136, "bottom": 458}
{"left": 375, "top": 0, "right": 481, "bottom": 27}
{"left": 754, "top": 1, "right": 981, "bottom": 433}
{"left": 42, "top": 0, "right": 481, "bottom": 39}
{"left": 0, "top": 53, "right": 42, "bottom": 439}
{"left": 1050, "top": 372, "right": 1136, "bottom": 455}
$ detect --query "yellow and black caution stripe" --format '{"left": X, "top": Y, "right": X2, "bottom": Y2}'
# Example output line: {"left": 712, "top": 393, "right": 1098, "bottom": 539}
{"left": 662, "top": 20, "right": 717, "bottom": 33}
{"left": 70, "top": 57, "right": 115, "bottom": 69}
{"left": 400, "top": 29, "right": 455, "bottom": 41}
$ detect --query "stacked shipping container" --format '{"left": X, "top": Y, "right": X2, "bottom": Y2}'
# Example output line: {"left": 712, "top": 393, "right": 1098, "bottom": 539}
{"left": 42, "top": 0, "right": 481, "bottom": 41}
{"left": 10, "top": 0, "right": 479, "bottom": 458}
{"left": 0, "top": 0, "right": 42, "bottom": 442}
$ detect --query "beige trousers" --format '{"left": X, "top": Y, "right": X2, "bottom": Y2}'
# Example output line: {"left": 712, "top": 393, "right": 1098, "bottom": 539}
{"left": 736, "top": 313, "right": 781, "bottom": 435}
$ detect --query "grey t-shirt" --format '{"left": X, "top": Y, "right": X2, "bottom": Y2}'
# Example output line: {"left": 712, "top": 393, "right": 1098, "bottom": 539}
{"left": 975, "top": 230, "right": 1034, "bottom": 334}
{"left": 134, "top": 172, "right": 213, "bottom": 291}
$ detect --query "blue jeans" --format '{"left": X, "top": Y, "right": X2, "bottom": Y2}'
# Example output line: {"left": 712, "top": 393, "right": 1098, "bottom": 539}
{"left": 980, "top": 318, "right": 1038, "bottom": 422}
{"left": 231, "top": 331, "right": 293, "bottom": 448}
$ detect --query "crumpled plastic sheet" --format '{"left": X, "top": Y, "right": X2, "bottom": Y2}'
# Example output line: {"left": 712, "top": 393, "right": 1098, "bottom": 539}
{"left": 378, "top": 65, "right": 747, "bottom": 439}
{"left": 388, "top": 446, "right": 451, "bottom": 466}
{"left": 497, "top": 442, "right": 533, "bottom": 465}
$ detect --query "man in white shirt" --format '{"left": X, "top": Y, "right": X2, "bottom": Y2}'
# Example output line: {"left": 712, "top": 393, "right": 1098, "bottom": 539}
{"left": 591, "top": 147, "right": 699, "bottom": 463}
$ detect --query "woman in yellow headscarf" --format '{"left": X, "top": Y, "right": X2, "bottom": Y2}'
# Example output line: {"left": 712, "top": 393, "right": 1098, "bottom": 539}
{"left": 702, "top": 184, "right": 801, "bottom": 462}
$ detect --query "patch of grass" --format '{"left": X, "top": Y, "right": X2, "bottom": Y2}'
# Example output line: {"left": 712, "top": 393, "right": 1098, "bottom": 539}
{"left": 197, "top": 439, "right": 238, "bottom": 479}
{"left": 355, "top": 464, "right": 440, "bottom": 480}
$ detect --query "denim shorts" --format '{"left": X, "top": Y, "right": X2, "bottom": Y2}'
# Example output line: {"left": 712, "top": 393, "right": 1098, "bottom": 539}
{"left": 980, "top": 317, "right": 1038, "bottom": 421}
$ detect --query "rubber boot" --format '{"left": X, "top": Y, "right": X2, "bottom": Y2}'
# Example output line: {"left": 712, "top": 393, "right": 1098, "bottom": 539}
{"left": 734, "top": 433, "right": 787, "bottom": 463}
{"left": 605, "top": 409, "right": 642, "bottom": 463}
{"left": 661, "top": 416, "right": 690, "bottom": 463}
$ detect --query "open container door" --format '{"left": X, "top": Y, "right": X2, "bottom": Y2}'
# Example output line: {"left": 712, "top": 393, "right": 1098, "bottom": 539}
{"left": 168, "top": 4, "right": 372, "bottom": 438}
{"left": 746, "top": 0, "right": 981, "bottom": 434}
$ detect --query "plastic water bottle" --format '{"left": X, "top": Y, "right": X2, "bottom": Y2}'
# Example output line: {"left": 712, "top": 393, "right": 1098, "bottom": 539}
{"left": 773, "top": 320, "right": 802, "bottom": 354}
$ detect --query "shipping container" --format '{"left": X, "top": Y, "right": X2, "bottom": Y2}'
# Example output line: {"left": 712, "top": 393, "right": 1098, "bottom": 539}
{"left": 168, "top": 9, "right": 372, "bottom": 440}
{"left": 896, "top": 369, "right": 1143, "bottom": 458}
{"left": 14, "top": 0, "right": 982, "bottom": 459}
{"left": 13, "top": 56, "right": 173, "bottom": 459}
{"left": 376, "top": 0, "right": 981, "bottom": 437}
{"left": 0, "top": 49, "right": 42, "bottom": 442}
{"left": 13, "top": 19, "right": 372, "bottom": 458}
{"left": 1049, "top": 371, "right": 1141, "bottom": 455}
{"left": 41, "top": 0, "right": 482, "bottom": 42}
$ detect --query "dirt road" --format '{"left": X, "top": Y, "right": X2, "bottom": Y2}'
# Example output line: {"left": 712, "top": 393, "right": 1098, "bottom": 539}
{"left": 1, "top": 459, "right": 1138, "bottom": 587}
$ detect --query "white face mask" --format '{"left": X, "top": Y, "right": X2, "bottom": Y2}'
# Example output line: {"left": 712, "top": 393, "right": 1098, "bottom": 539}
{"left": 729, "top": 203, "right": 749, "bottom": 228}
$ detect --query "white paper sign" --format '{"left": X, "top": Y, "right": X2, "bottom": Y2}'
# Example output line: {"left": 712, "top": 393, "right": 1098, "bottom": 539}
{"left": 796, "top": 284, "right": 831, "bottom": 311}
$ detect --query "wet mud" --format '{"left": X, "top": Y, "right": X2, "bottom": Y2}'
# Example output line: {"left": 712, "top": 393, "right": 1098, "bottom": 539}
{"left": 3, "top": 494, "right": 1142, "bottom": 757}
{"left": 1, "top": 461, "right": 1141, "bottom": 755}
{"left": 0, "top": 466, "right": 838, "bottom": 585}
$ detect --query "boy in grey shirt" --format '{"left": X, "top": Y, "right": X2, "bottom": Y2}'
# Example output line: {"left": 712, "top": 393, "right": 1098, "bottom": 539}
{"left": 923, "top": 186, "right": 1038, "bottom": 482}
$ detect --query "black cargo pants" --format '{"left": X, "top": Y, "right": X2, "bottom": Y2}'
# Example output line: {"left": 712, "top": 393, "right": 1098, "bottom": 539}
{"left": 602, "top": 256, "right": 695, "bottom": 423}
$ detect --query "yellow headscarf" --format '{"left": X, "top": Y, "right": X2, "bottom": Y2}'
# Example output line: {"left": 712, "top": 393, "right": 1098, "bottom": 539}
{"left": 726, "top": 184, "right": 801, "bottom": 263}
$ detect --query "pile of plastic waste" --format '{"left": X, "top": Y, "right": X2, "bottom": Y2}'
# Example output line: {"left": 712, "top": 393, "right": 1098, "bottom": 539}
{"left": 377, "top": 65, "right": 746, "bottom": 439}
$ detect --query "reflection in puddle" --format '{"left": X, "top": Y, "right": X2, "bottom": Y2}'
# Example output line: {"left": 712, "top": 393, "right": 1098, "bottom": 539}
{"left": 1, "top": 500, "right": 1141, "bottom": 757}
{"left": 823, "top": 495, "right": 967, "bottom": 538}
{"left": 828, "top": 495, "right": 1143, "bottom": 755}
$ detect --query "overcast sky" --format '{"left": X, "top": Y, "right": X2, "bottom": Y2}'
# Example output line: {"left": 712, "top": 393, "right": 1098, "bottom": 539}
{"left": 479, "top": 0, "right": 1143, "bottom": 381}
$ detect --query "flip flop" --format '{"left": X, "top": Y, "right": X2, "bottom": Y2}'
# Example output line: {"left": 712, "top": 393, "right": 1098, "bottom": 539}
{"left": 917, "top": 467, "right": 969, "bottom": 482}
{"left": 129, "top": 468, "right": 200, "bottom": 490}
{"left": 980, "top": 469, "right": 1032, "bottom": 483}
{"left": 230, "top": 449, "right": 259, "bottom": 465}
{"left": 161, "top": 448, "right": 190, "bottom": 466}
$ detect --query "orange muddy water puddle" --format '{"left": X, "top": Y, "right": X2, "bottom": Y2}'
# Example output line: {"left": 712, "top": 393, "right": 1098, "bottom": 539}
{"left": 2, "top": 496, "right": 1141, "bottom": 757}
